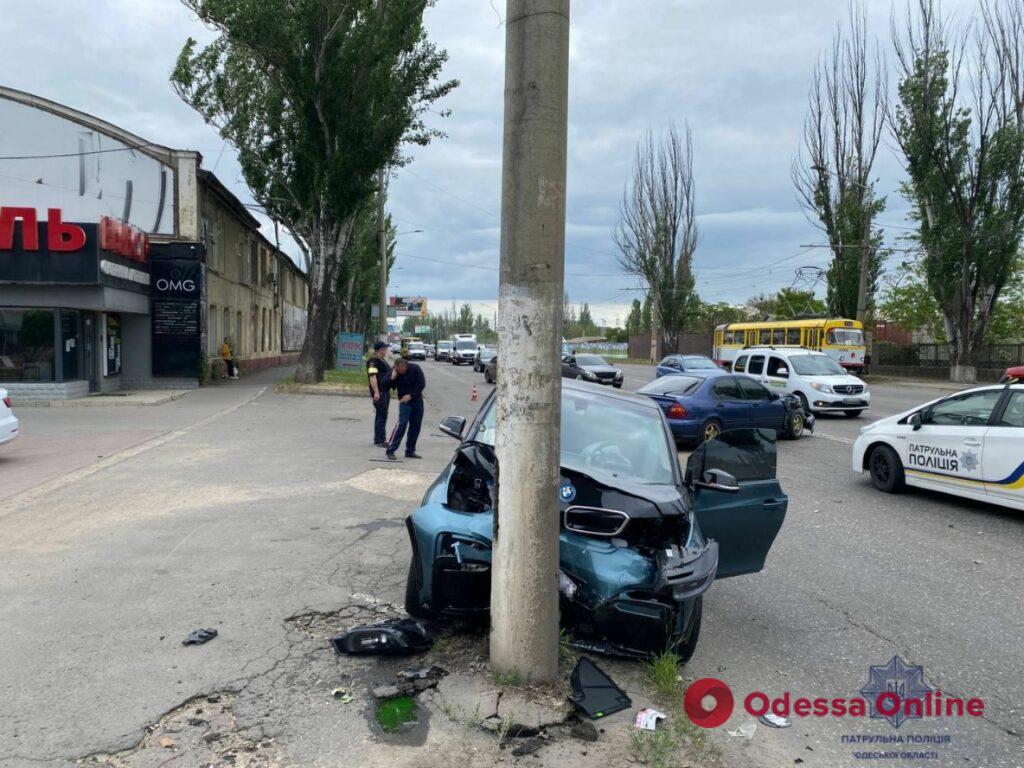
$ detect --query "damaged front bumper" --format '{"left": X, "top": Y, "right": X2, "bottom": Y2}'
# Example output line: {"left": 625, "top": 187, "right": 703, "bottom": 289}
{"left": 408, "top": 505, "right": 718, "bottom": 657}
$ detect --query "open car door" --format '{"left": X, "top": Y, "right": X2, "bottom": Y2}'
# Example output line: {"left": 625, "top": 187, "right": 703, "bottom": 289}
{"left": 686, "top": 428, "right": 787, "bottom": 578}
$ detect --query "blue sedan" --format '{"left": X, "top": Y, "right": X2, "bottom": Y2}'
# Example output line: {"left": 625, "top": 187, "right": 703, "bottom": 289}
{"left": 637, "top": 373, "right": 812, "bottom": 444}
{"left": 656, "top": 355, "right": 723, "bottom": 378}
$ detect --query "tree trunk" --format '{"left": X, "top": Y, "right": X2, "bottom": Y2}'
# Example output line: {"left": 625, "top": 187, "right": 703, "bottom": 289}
{"left": 295, "top": 213, "right": 354, "bottom": 383}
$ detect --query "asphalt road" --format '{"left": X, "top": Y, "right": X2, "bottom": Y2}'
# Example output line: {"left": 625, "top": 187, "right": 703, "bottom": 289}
{"left": 0, "top": 360, "right": 1021, "bottom": 768}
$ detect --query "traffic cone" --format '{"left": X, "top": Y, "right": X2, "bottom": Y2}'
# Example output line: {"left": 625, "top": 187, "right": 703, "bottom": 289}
{"left": 471, "top": 384, "right": 478, "bottom": 402}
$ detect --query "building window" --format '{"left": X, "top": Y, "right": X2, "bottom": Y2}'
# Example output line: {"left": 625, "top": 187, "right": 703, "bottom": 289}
{"left": 223, "top": 307, "right": 231, "bottom": 346}
{"left": 0, "top": 308, "right": 56, "bottom": 382}
{"left": 236, "top": 311, "right": 243, "bottom": 355}
{"left": 250, "top": 241, "right": 259, "bottom": 287}
{"left": 203, "top": 215, "right": 219, "bottom": 271}
{"left": 261, "top": 307, "right": 268, "bottom": 351}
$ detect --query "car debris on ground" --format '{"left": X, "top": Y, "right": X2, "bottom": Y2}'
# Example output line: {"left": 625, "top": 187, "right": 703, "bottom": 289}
{"left": 568, "top": 657, "right": 632, "bottom": 719}
{"left": 182, "top": 628, "right": 217, "bottom": 646}
{"left": 759, "top": 712, "right": 792, "bottom": 728}
{"left": 634, "top": 708, "right": 667, "bottom": 731}
{"left": 329, "top": 618, "right": 431, "bottom": 656}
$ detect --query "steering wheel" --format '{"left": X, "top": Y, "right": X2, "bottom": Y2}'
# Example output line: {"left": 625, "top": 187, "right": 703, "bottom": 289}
{"left": 962, "top": 414, "right": 988, "bottom": 426}
{"left": 581, "top": 440, "right": 633, "bottom": 474}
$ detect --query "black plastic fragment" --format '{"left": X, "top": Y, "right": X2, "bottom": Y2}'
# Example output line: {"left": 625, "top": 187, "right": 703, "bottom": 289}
{"left": 330, "top": 618, "right": 432, "bottom": 656}
{"left": 568, "top": 657, "right": 632, "bottom": 719}
{"left": 182, "top": 628, "right": 218, "bottom": 646}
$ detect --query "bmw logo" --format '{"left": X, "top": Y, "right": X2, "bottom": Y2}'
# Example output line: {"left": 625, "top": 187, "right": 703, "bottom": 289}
{"left": 559, "top": 481, "right": 576, "bottom": 503}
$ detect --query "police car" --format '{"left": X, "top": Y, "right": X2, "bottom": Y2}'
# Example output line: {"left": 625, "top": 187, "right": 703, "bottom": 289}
{"left": 852, "top": 382, "right": 1024, "bottom": 511}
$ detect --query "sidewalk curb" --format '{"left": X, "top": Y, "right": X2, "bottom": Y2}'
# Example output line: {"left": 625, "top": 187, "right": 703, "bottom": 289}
{"left": 14, "top": 390, "right": 192, "bottom": 408}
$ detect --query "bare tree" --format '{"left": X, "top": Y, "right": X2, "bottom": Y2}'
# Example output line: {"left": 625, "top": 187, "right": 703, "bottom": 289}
{"left": 614, "top": 123, "right": 700, "bottom": 354}
{"left": 891, "top": 0, "right": 1024, "bottom": 382}
{"left": 793, "top": 1, "right": 888, "bottom": 324}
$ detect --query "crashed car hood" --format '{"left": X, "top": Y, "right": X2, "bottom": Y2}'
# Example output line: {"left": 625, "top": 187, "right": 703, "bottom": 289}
{"left": 580, "top": 365, "right": 622, "bottom": 376}
{"left": 559, "top": 465, "right": 685, "bottom": 519}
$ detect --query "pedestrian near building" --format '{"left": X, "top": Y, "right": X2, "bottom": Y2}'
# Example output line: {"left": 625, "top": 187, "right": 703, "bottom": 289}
{"left": 367, "top": 341, "right": 393, "bottom": 447}
{"left": 221, "top": 337, "right": 238, "bottom": 379}
{"left": 385, "top": 357, "right": 425, "bottom": 460}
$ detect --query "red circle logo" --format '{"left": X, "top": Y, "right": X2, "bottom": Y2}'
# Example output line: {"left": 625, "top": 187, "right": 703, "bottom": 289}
{"left": 683, "top": 678, "right": 734, "bottom": 728}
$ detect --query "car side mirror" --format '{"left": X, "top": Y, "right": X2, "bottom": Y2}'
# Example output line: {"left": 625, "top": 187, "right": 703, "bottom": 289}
{"left": 909, "top": 412, "right": 923, "bottom": 431}
{"left": 777, "top": 367, "right": 789, "bottom": 377}
{"left": 696, "top": 468, "right": 740, "bottom": 493}
{"left": 770, "top": 392, "right": 781, "bottom": 400}
{"left": 439, "top": 415, "right": 466, "bottom": 440}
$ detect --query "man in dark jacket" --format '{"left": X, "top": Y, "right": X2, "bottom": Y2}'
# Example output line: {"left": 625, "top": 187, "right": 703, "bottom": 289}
{"left": 385, "top": 357, "right": 426, "bottom": 460}
{"left": 366, "top": 341, "right": 392, "bottom": 447}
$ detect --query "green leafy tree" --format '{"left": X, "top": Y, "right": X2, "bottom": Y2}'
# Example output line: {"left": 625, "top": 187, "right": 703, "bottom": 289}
{"left": 171, "top": 0, "right": 456, "bottom": 382}
{"left": 694, "top": 301, "right": 749, "bottom": 330}
{"left": 337, "top": 193, "right": 395, "bottom": 335}
{"left": 457, "top": 303, "right": 474, "bottom": 333}
{"left": 891, "top": 0, "right": 1024, "bottom": 381}
{"left": 578, "top": 303, "right": 594, "bottom": 336}
{"left": 794, "top": 2, "right": 887, "bottom": 320}
{"left": 876, "top": 265, "right": 945, "bottom": 341}
{"left": 616, "top": 124, "right": 701, "bottom": 351}
{"left": 624, "top": 299, "right": 643, "bottom": 337}
{"left": 641, "top": 294, "right": 653, "bottom": 333}
{"left": 745, "top": 289, "right": 826, "bottom": 320}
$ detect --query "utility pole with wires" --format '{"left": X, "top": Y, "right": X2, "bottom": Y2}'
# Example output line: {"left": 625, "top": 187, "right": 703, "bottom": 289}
{"left": 490, "top": 0, "right": 570, "bottom": 683}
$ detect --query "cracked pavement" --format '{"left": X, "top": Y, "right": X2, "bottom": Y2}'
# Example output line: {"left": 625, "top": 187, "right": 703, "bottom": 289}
{"left": 1, "top": 362, "right": 1022, "bottom": 768}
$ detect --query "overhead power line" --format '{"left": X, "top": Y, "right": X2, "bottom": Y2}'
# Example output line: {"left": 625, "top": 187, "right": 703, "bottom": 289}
{"left": 0, "top": 142, "right": 163, "bottom": 161}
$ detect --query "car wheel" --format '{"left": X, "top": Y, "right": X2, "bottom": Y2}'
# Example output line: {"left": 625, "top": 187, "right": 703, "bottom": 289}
{"left": 575, "top": 374, "right": 583, "bottom": 381}
{"left": 613, "top": 382, "right": 622, "bottom": 389}
{"left": 868, "top": 444, "right": 905, "bottom": 493}
{"left": 698, "top": 419, "right": 723, "bottom": 444}
{"left": 404, "top": 553, "right": 434, "bottom": 619}
{"left": 844, "top": 409, "right": 864, "bottom": 418}
{"left": 484, "top": 369, "right": 493, "bottom": 383}
{"left": 785, "top": 410, "right": 805, "bottom": 440}
{"left": 675, "top": 596, "right": 703, "bottom": 664}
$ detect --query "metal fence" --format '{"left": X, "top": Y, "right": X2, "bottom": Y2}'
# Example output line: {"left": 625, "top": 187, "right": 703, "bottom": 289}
{"left": 874, "top": 342, "right": 1024, "bottom": 369}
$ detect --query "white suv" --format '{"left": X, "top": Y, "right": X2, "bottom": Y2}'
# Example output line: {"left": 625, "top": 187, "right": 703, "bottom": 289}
{"left": 733, "top": 347, "right": 870, "bottom": 417}
{"left": 0, "top": 388, "right": 19, "bottom": 446}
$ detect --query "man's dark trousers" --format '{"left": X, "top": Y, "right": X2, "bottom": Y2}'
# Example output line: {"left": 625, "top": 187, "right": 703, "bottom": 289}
{"left": 373, "top": 392, "right": 390, "bottom": 445}
{"left": 387, "top": 398, "right": 424, "bottom": 456}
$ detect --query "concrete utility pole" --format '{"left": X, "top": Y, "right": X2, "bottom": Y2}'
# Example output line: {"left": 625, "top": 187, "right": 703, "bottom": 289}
{"left": 377, "top": 167, "right": 388, "bottom": 342}
{"left": 491, "top": 0, "right": 570, "bottom": 683}
{"left": 376, "top": 0, "right": 389, "bottom": 343}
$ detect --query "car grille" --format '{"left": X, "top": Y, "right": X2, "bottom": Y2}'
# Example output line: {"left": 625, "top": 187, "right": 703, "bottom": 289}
{"left": 595, "top": 372, "right": 616, "bottom": 381}
{"left": 834, "top": 384, "right": 863, "bottom": 395}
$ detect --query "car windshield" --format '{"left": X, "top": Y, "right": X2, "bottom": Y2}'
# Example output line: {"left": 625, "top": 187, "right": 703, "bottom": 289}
{"left": 409, "top": 343, "right": 425, "bottom": 350}
{"left": 456, "top": 341, "right": 476, "bottom": 350}
{"left": 790, "top": 354, "right": 846, "bottom": 376}
{"left": 682, "top": 357, "right": 717, "bottom": 370}
{"left": 474, "top": 390, "right": 675, "bottom": 485}
{"left": 575, "top": 355, "right": 607, "bottom": 366}
{"left": 438, "top": 342, "right": 451, "bottom": 349}
{"left": 827, "top": 328, "right": 863, "bottom": 346}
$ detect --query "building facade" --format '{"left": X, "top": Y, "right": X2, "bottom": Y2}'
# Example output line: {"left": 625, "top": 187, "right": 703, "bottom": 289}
{"left": 0, "top": 87, "right": 307, "bottom": 400}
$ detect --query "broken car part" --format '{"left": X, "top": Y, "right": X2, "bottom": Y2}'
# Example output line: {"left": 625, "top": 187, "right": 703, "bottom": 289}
{"left": 569, "top": 657, "right": 632, "bottom": 719}
{"left": 182, "top": 628, "right": 217, "bottom": 646}
{"left": 330, "top": 618, "right": 431, "bottom": 656}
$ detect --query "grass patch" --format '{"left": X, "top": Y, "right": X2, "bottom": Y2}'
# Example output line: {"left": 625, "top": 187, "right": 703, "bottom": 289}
{"left": 491, "top": 668, "right": 522, "bottom": 687}
{"left": 644, "top": 650, "right": 683, "bottom": 702}
{"left": 375, "top": 695, "right": 417, "bottom": 732}
{"left": 629, "top": 728, "right": 679, "bottom": 768}
{"left": 323, "top": 368, "right": 369, "bottom": 386}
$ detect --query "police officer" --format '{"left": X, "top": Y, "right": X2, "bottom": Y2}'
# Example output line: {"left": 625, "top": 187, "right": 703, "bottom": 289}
{"left": 367, "top": 341, "right": 392, "bottom": 447}
{"left": 384, "top": 357, "right": 426, "bottom": 460}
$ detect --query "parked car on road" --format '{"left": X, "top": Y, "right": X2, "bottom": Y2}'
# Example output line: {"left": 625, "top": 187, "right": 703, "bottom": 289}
{"left": 474, "top": 346, "right": 497, "bottom": 373}
{"left": 562, "top": 354, "right": 623, "bottom": 388}
{"left": 637, "top": 373, "right": 811, "bottom": 445}
{"left": 484, "top": 355, "right": 497, "bottom": 384}
{"left": 733, "top": 347, "right": 870, "bottom": 417}
{"left": 853, "top": 382, "right": 1024, "bottom": 511}
{"left": 656, "top": 355, "right": 721, "bottom": 377}
{"left": 0, "top": 389, "right": 19, "bottom": 447}
{"left": 435, "top": 341, "right": 452, "bottom": 361}
{"left": 425, "top": 343, "right": 436, "bottom": 357}
{"left": 405, "top": 381, "right": 789, "bottom": 660}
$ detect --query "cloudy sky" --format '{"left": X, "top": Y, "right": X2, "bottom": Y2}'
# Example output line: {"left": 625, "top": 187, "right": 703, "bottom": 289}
{"left": 0, "top": 0, "right": 976, "bottom": 326}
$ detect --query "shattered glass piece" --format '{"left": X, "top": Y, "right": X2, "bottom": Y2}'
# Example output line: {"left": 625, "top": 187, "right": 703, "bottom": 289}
{"left": 759, "top": 712, "right": 791, "bottom": 728}
{"left": 182, "top": 628, "right": 217, "bottom": 646}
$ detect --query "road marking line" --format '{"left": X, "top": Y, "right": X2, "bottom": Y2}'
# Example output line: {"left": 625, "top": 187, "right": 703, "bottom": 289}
{"left": 810, "top": 431, "right": 855, "bottom": 445}
{"left": 0, "top": 386, "right": 267, "bottom": 518}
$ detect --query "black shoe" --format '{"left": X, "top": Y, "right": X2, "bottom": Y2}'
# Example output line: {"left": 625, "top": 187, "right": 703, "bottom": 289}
{"left": 405, "top": 452, "right": 422, "bottom": 459}
{"left": 384, "top": 452, "right": 397, "bottom": 461}
{"left": 374, "top": 441, "right": 387, "bottom": 447}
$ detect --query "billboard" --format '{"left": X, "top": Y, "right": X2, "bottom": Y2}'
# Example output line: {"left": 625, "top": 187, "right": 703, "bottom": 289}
{"left": 336, "top": 332, "right": 364, "bottom": 370}
{"left": 390, "top": 296, "right": 427, "bottom": 317}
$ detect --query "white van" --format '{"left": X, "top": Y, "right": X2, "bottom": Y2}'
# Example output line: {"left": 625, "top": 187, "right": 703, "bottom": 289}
{"left": 733, "top": 347, "right": 870, "bottom": 417}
